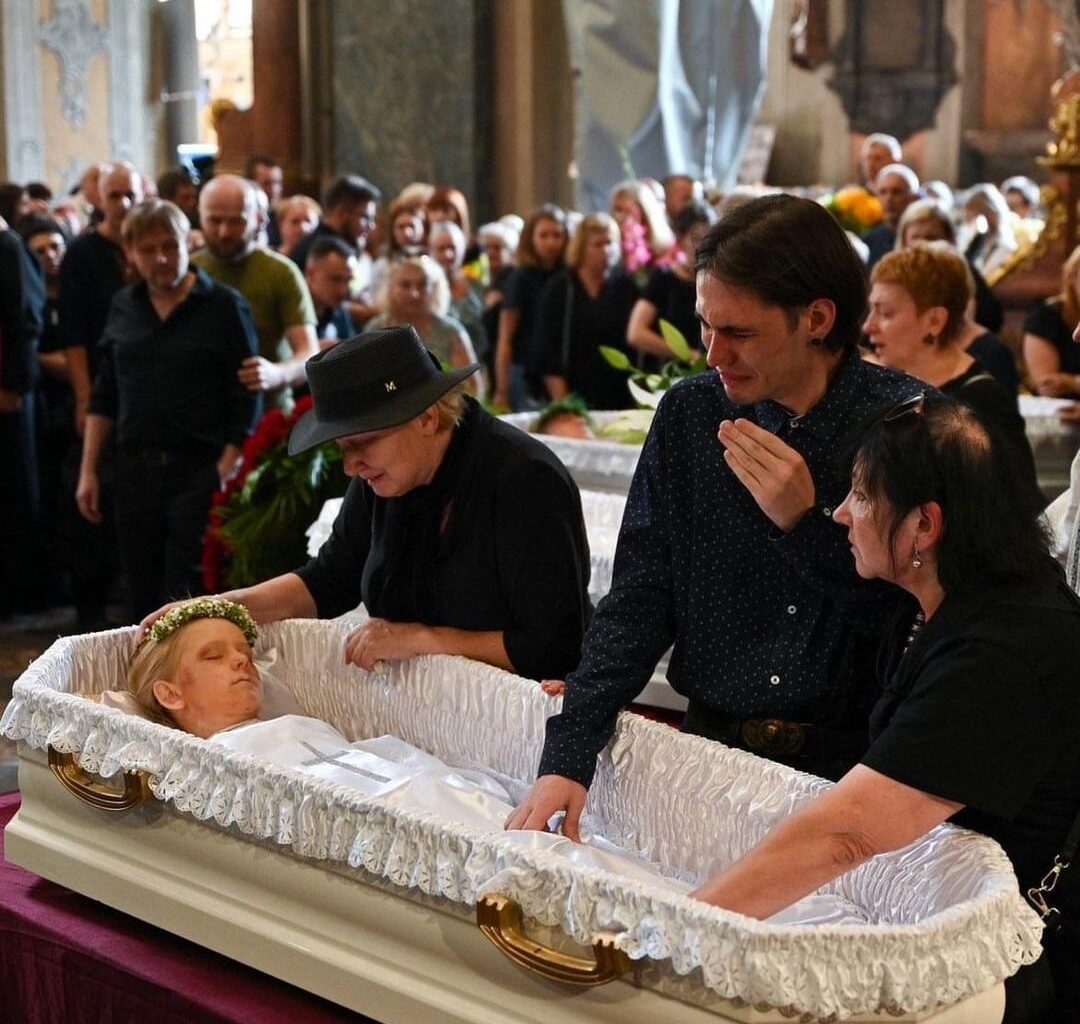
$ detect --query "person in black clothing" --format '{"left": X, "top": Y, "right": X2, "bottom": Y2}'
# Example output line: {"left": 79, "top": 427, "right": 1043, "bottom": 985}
{"left": 492, "top": 204, "right": 568, "bottom": 411}
{"left": 690, "top": 397, "right": 1078, "bottom": 1023}
{"left": 865, "top": 244, "right": 1043, "bottom": 511}
{"left": 18, "top": 215, "right": 71, "bottom": 607}
{"left": 58, "top": 161, "right": 145, "bottom": 628}
{"left": 138, "top": 326, "right": 592, "bottom": 681}
{"left": 288, "top": 174, "right": 380, "bottom": 271}
{"left": 508, "top": 195, "right": 925, "bottom": 837}
{"left": 627, "top": 200, "right": 716, "bottom": 363}
{"left": 536, "top": 212, "right": 639, "bottom": 410}
{"left": 0, "top": 222, "right": 45, "bottom": 618}
{"left": 77, "top": 200, "right": 259, "bottom": 622}
{"left": 1023, "top": 245, "right": 1080, "bottom": 399}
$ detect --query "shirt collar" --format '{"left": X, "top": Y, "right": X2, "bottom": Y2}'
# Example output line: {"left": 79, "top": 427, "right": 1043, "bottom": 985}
{"left": 753, "top": 349, "right": 864, "bottom": 440}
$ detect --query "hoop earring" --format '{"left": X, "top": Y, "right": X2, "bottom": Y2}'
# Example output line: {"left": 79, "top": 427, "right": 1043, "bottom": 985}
{"left": 810, "top": 336, "right": 823, "bottom": 347}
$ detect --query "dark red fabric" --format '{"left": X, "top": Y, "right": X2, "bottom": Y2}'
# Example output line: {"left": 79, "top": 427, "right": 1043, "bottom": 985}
{"left": 0, "top": 792, "right": 372, "bottom": 1024}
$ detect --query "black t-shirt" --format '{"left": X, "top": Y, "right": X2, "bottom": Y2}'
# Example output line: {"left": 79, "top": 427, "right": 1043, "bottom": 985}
{"left": 965, "top": 330, "right": 1018, "bottom": 396}
{"left": 296, "top": 399, "right": 592, "bottom": 680}
{"left": 1023, "top": 298, "right": 1080, "bottom": 375}
{"left": 501, "top": 264, "right": 560, "bottom": 368}
{"left": 56, "top": 231, "right": 128, "bottom": 377}
{"left": 535, "top": 270, "right": 640, "bottom": 410}
{"left": 642, "top": 266, "right": 699, "bottom": 355}
{"left": 941, "top": 362, "right": 1043, "bottom": 511}
{"left": 862, "top": 570, "right": 1080, "bottom": 920}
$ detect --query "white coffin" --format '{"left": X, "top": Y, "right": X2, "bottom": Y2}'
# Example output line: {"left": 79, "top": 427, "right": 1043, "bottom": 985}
{"left": 505, "top": 401, "right": 1080, "bottom": 502}
{"left": 1, "top": 621, "right": 1041, "bottom": 1023}
{"left": 500, "top": 412, "right": 642, "bottom": 493}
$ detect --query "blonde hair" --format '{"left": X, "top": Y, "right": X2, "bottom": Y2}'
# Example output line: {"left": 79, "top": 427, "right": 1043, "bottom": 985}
{"left": 432, "top": 379, "right": 472, "bottom": 429}
{"left": 381, "top": 255, "right": 451, "bottom": 317}
{"left": 610, "top": 179, "right": 675, "bottom": 256}
{"left": 275, "top": 193, "right": 321, "bottom": 222}
{"left": 871, "top": 243, "right": 970, "bottom": 345}
{"left": 1059, "top": 245, "right": 1080, "bottom": 328}
{"left": 126, "top": 628, "right": 188, "bottom": 728}
{"left": 565, "top": 212, "right": 620, "bottom": 268}
{"left": 122, "top": 199, "right": 189, "bottom": 245}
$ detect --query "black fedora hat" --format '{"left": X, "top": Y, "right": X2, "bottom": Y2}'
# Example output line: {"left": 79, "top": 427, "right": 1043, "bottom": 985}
{"left": 287, "top": 325, "right": 479, "bottom": 456}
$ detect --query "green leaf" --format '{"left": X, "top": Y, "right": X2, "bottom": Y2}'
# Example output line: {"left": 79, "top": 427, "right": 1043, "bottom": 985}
{"left": 645, "top": 374, "right": 665, "bottom": 390}
{"left": 658, "top": 318, "right": 693, "bottom": 362}
{"left": 599, "top": 345, "right": 633, "bottom": 371}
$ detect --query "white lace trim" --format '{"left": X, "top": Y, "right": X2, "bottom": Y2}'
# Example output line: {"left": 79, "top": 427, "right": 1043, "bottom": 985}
{"left": 1, "top": 622, "right": 1042, "bottom": 1019}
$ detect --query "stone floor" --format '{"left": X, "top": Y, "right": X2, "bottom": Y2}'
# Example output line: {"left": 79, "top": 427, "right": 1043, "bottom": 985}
{"left": 0, "top": 606, "right": 87, "bottom": 793}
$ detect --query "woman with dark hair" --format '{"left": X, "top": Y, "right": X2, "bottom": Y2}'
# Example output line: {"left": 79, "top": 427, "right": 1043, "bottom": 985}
{"left": 492, "top": 204, "right": 568, "bottom": 411}
{"left": 866, "top": 243, "right": 1042, "bottom": 510}
{"left": 690, "top": 395, "right": 1080, "bottom": 1022}
{"left": 626, "top": 200, "right": 716, "bottom": 361}
{"left": 535, "top": 212, "right": 639, "bottom": 410}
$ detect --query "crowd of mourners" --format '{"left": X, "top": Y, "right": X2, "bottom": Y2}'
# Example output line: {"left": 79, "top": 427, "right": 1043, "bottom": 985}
{"left": 2, "top": 129, "right": 1080, "bottom": 1019}
{"left": 0, "top": 134, "right": 1064, "bottom": 628}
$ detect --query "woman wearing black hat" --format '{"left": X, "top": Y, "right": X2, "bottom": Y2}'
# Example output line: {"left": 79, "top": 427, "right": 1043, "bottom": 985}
{"left": 140, "top": 325, "right": 592, "bottom": 681}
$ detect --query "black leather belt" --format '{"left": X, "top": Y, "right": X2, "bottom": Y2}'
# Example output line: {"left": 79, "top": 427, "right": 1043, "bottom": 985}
{"left": 683, "top": 702, "right": 868, "bottom": 780}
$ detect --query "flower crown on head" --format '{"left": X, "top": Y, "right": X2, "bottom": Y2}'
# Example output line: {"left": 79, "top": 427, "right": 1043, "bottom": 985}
{"left": 139, "top": 597, "right": 258, "bottom": 651}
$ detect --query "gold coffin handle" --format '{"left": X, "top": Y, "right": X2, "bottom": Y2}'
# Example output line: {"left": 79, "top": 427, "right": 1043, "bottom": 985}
{"left": 476, "top": 893, "right": 631, "bottom": 986}
{"left": 47, "top": 746, "right": 152, "bottom": 811}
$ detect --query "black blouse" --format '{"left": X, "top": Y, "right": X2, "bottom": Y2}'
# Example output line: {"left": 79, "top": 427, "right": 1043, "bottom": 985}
{"left": 296, "top": 399, "right": 592, "bottom": 679}
{"left": 1024, "top": 298, "right": 1080, "bottom": 375}
{"left": 863, "top": 568, "right": 1080, "bottom": 922}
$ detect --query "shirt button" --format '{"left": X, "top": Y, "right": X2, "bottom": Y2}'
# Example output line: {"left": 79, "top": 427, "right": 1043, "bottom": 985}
{"left": 822, "top": 506, "right": 832, "bottom": 517}
{"left": 789, "top": 418, "right": 800, "bottom": 429}
{"left": 769, "top": 674, "right": 781, "bottom": 685}
{"left": 787, "top": 605, "right": 797, "bottom": 615}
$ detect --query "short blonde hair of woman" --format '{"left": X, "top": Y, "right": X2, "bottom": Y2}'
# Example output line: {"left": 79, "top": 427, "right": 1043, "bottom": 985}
{"left": 432, "top": 379, "right": 471, "bottom": 430}
{"left": 895, "top": 198, "right": 956, "bottom": 250}
{"left": 565, "top": 212, "right": 620, "bottom": 269}
{"left": 126, "top": 627, "right": 190, "bottom": 728}
{"left": 610, "top": 179, "right": 675, "bottom": 256}
{"left": 274, "top": 193, "right": 322, "bottom": 222}
{"left": 121, "top": 199, "right": 189, "bottom": 245}
{"left": 871, "top": 242, "right": 971, "bottom": 346}
{"left": 379, "top": 254, "right": 451, "bottom": 317}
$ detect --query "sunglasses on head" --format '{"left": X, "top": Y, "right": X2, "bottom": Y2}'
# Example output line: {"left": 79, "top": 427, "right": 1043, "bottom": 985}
{"left": 883, "top": 392, "right": 926, "bottom": 423}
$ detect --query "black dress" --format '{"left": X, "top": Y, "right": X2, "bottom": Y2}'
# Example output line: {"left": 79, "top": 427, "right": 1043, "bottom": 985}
{"left": 535, "top": 270, "right": 640, "bottom": 410}
{"left": 296, "top": 399, "right": 593, "bottom": 680}
{"left": 1023, "top": 299, "right": 1080, "bottom": 376}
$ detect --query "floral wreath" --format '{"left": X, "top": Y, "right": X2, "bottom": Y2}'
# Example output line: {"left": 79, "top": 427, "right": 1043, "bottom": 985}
{"left": 139, "top": 597, "right": 258, "bottom": 651}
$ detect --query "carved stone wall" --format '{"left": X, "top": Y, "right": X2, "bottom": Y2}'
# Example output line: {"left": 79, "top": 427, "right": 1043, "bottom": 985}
{"left": 0, "top": 0, "right": 154, "bottom": 192}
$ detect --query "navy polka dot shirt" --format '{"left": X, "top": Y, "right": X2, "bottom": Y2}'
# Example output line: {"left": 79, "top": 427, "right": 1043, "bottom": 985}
{"left": 539, "top": 352, "right": 925, "bottom": 787}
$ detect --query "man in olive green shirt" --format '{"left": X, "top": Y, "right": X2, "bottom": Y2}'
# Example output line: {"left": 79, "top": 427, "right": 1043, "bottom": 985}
{"left": 192, "top": 175, "right": 318, "bottom": 404}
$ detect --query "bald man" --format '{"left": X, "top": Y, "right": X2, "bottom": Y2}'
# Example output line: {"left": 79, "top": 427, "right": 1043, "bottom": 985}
{"left": 862, "top": 164, "right": 920, "bottom": 269}
{"left": 191, "top": 175, "right": 317, "bottom": 404}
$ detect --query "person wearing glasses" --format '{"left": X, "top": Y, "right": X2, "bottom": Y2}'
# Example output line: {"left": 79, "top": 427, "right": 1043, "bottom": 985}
{"left": 691, "top": 394, "right": 1080, "bottom": 1022}
{"left": 509, "top": 195, "right": 925, "bottom": 832}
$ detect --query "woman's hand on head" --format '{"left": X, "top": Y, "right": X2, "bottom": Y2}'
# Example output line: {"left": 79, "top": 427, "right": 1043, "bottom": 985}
{"left": 136, "top": 599, "right": 190, "bottom": 642}
{"left": 343, "top": 618, "right": 435, "bottom": 672}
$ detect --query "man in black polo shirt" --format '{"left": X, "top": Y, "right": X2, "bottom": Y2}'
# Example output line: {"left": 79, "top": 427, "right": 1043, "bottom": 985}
{"left": 76, "top": 200, "right": 259, "bottom": 621}
{"left": 508, "top": 195, "right": 925, "bottom": 838}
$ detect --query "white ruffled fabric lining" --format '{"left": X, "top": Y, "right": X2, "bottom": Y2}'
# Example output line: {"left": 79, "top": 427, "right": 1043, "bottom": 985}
{"left": 1, "top": 620, "right": 1043, "bottom": 1020}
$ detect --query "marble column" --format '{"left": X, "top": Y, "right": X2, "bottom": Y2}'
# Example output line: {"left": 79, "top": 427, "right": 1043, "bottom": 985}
{"left": 328, "top": 0, "right": 493, "bottom": 217}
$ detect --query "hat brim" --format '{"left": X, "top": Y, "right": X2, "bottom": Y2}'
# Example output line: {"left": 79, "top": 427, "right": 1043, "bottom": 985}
{"left": 287, "top": 362, "right": 480, "bottom": 456}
